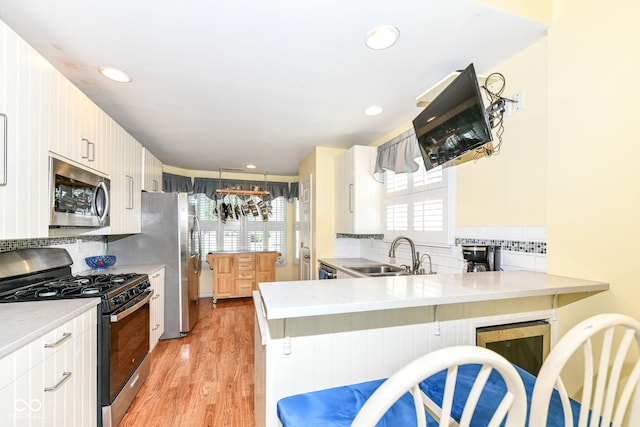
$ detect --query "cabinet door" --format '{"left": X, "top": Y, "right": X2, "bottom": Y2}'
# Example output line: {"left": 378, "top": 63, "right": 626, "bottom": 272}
{"left": 0, "top": 21, "right": 50, "bottom": 239}
{"left": 256, "top": 253, "right": 278, "bottom": 287}
{"left": 142, "top": 147, "right": 163, "bottom": 192}
{"left": 335, "top": 145, "right": 382, "bottom": 234}
{"left": 213, "top": 255, "right": 235, "bottom": 298}
{"left": 108, "top": 126, "right": 141, "bottom": 234}
{"left": 0, "top": 307, "right": 97, "bottom": 426}
{"left": 149, "top": 268, "right": 165, "bottom": 352}
{"left": 80, "top": 95, "right": 111, "bottom": 175}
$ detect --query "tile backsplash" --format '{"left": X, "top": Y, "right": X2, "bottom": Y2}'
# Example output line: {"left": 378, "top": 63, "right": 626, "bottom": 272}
{"left": 334, "top": 226, "right": 547, "bottom": 274}
{"left": 0, "top": 237, "right": 107, "bottom": 274}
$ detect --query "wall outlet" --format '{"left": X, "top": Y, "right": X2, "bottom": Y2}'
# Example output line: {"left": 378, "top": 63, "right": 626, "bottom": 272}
{"left": 513, "top": 91, "right": 525, "bottom": 113}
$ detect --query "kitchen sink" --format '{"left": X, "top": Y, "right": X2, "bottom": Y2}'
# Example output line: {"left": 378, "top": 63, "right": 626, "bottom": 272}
{"left": 345, "top": 264, "right": 408, "bottom": 275}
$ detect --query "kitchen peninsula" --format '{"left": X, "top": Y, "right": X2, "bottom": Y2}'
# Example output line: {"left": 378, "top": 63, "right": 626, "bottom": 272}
{"left": 253, "top": 271, "right": 608, "bottom": 427}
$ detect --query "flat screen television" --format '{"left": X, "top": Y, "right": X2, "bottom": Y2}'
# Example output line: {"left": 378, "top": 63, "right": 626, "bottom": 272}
{"left": 413, "top": 63, "right": 493, "bottom": 171}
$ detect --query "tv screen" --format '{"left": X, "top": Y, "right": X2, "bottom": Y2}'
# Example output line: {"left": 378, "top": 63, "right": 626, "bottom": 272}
{"left": 413, "top": 63, "right": 493, "bottom": 171}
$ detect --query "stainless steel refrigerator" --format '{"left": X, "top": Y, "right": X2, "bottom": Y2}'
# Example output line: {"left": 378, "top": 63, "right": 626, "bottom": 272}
{"left": 109, "top": 192, "right": 201, "bottom": 339}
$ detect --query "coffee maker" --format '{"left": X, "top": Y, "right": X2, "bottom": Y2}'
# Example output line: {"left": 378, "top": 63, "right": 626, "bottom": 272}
{"left": 462, "top": 245, "right": 501, "bottom": 272}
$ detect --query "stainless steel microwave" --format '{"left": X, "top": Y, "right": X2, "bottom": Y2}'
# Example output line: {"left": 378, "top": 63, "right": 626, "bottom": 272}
{"left": 49, "top": 157, "right": 110, "bottom": 228}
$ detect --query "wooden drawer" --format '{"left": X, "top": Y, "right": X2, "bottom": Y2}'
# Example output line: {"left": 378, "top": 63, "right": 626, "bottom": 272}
{"left": 237, "top": 262, "right": 255, "bottom": 272}
{"left": 237, "top": 280, "right": 254, "bottom": 296}
{"left": 236, "top": 270, "right": 255, "bottom": 280}
{"left": 237, "top": 254, "right": 256, "bottom": 264}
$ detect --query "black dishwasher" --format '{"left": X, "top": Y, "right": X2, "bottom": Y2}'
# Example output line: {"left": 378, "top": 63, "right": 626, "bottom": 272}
{"left": 318, "top": 262, "right": 337, "bottom": 279}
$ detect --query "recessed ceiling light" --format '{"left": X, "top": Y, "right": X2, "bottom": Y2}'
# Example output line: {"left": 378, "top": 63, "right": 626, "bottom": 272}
{"left": 246, "top": 164, "right": 257, "bottom": 169}
{"left": 98, "top": 66, "right": 132, "bottom": 83}
{"left": 364, "top": 105, "right": 384, "bottom": 116}
{"left": 366, "top": 25, "right": 400, "bottom": 50}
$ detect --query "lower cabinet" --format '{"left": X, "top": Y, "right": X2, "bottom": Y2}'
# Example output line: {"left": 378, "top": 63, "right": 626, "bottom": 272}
{"left": 206, "top": 252, "right": 280, "bottom": 301}
{"left": 0, "top": 306, "right": 97, "bottom": 426}
{"left": 149, "top": 267, "right": 166, "bottom": 352}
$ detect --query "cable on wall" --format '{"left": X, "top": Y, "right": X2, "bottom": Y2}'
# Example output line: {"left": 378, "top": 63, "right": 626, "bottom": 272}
{"left": 481, "top": 72, "right": 517, "bottom": 157}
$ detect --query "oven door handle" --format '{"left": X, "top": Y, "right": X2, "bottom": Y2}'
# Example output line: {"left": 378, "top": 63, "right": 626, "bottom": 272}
{"left": 110, "top": 289, "right": 153, "bottom": 323}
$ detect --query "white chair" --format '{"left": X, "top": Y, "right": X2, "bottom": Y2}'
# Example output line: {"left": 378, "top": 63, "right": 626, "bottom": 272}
{"left": 529, "top": 313, "right": 640, "bottom": 427}
{"left": 277, "top": 345, "right": 528, "bottom": 427}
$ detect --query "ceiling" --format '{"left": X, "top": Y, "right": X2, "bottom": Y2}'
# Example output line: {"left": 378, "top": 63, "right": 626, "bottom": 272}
{"left": 0, "top": 0, "right": 547, "bottom": 176}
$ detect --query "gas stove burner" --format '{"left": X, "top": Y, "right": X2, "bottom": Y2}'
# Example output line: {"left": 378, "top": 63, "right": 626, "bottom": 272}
{"left": 82, "top": 288, "right": 101, "bottom": 295}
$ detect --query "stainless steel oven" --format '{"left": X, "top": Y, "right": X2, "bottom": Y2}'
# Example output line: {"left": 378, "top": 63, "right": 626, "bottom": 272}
{"left": 49, "top": 156, "right": 110, "bottom": 228}
{"left": 101, "top": 290, "right": 152, "bottom": 427}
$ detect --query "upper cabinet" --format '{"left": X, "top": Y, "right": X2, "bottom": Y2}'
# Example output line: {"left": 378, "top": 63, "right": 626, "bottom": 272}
{"left": 335, "top": 145, "right": 383, "bottom": 234}
{"left": 47, "top": 74, "right": 110, "bottom": 176}
{"left": 142, "top": 147, "right": 163, "bottom": 192}
{"left": 108, "top": 126, "right": 141, "bottom": 235}
{"left": 0, "top": 20, "right": 50, "bottom": 239}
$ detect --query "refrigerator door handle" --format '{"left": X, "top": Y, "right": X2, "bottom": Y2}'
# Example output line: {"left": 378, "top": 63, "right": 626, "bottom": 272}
{"left": 192, "top": 215, "right": 202, "bottom": 274}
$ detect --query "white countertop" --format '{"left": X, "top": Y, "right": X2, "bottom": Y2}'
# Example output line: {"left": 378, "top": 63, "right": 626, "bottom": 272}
{"left": 0, "top": 298, "right": 100, "bottom": 358}
{"left": 258, "top": 270, "right": 609, "bottom": 320}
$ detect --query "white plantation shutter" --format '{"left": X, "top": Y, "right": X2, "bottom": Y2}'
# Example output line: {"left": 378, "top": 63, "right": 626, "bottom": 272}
{"left": 384, "top": 162, "right": 454, "bottom": 244}
{"left": 386, "top": 202, "right": 408, "bottom": 231}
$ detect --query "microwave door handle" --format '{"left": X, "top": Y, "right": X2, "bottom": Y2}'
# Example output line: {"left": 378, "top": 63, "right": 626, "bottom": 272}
{"left": 94, "top": 181, "right": 110, "bottom": 225}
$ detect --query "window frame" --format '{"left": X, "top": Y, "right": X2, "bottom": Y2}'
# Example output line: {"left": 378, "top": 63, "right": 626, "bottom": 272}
{"left": 383, "top": 161, "right": 456, "bottom": 245}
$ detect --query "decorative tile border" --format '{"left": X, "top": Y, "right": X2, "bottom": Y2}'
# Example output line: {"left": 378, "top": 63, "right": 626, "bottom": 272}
{"left": 455, "top": 238, "right": 546, "bottom": 254}
{"left": 0, "top": 236, "right": 105, "bottom": 253}
{"left": 336, "top": 233, "right": 384, "bottom": 240}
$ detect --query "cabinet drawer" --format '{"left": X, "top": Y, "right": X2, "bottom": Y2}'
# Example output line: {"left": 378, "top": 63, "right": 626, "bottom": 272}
{"left": 237, "top": 254, "right": 255, "bottom": 264}
{"left": 236, "top": 271, "right": 255, "bottom": 280}
{"left": 0, "top": 307, "right": 96, "bottom": 391}
{"left": 237, "top": 280, "right": 254, "bottom": 295}
{"left": 237, "top": 262, "right": 255, "bottom": 272}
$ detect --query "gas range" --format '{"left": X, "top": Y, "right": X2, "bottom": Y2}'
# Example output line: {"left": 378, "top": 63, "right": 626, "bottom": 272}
{"left": 0, "top": 272, "right": 150, "bottom": 312}
{"left": 0, "top": 250, "right": 150, "bottom": 314}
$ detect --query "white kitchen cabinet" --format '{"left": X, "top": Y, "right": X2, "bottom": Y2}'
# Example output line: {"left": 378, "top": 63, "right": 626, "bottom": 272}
{"left": 141, "top": 147, "right": 163, "bottom": 192}
{"left": 335, "top": 145, "right": 383, "bottom": 234}
{"left": 336, "top": 269, "right": 357, "bottom": 279}
{"left": 0, "top": 306, "right": 97, "bottom": 426}
{"left": 108, "top": 127, "right": 142, "bottom": 234}
{"left": 149, "top": 267, "right": 166, "bottom": 352}
{"left": 0, "top": 20, "right": 50, "bottom": 239}
{"left": 47, "top": 73, "right": 111, "bottom": 175}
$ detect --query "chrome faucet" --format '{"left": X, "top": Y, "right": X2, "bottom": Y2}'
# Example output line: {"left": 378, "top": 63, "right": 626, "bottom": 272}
{"left": 418, "top": 253, "right": 435, "bottom": 275}
{"left": 388, "top": 236, "right": 419, "bottom": 274}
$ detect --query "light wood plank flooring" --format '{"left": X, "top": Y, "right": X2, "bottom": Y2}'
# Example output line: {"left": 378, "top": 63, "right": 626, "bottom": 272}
{"left": 119, "top": 298, "right": 255, "bottom": 427}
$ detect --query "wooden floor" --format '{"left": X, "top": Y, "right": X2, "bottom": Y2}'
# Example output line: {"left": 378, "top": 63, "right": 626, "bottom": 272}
{"left": 119, "top": 297, "right": 255, "bottom": 427}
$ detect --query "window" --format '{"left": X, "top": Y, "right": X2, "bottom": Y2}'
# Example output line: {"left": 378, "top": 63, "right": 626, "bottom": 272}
{"left": 384, "top": 160, "right": 455, "bottom": 245}
{"left": 195, "top": 193, "right": 288, "bottom": 265}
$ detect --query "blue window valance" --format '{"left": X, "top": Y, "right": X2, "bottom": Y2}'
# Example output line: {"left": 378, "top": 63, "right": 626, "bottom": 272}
{"left": 373, "top": 128, "right": 421, "bottom": 182}
{"left": 162, "top": 173, "right": 193, "bottom": 193}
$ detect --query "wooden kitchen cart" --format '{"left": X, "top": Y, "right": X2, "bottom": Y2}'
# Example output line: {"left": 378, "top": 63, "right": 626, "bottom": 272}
{"left": 206, "top": 251, "right": 281, "bottom": 304}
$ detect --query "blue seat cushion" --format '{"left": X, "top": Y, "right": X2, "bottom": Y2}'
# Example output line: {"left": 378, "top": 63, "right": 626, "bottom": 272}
{"left": 419, "top": 364, "right": 582, "bottom": 426}
{"left": 277, "top": 378, "right": 438, "bottom": 427}
{"left": 277, "top": 364, "right": 584, "bottom": 427}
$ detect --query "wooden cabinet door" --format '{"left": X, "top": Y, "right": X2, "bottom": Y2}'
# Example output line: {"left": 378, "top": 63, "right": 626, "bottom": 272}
{"left": 213, "top": 255, "right": 235, "bottom": 298}
{"left": 256, "top": 253, "right": 278, "bottom": 287}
